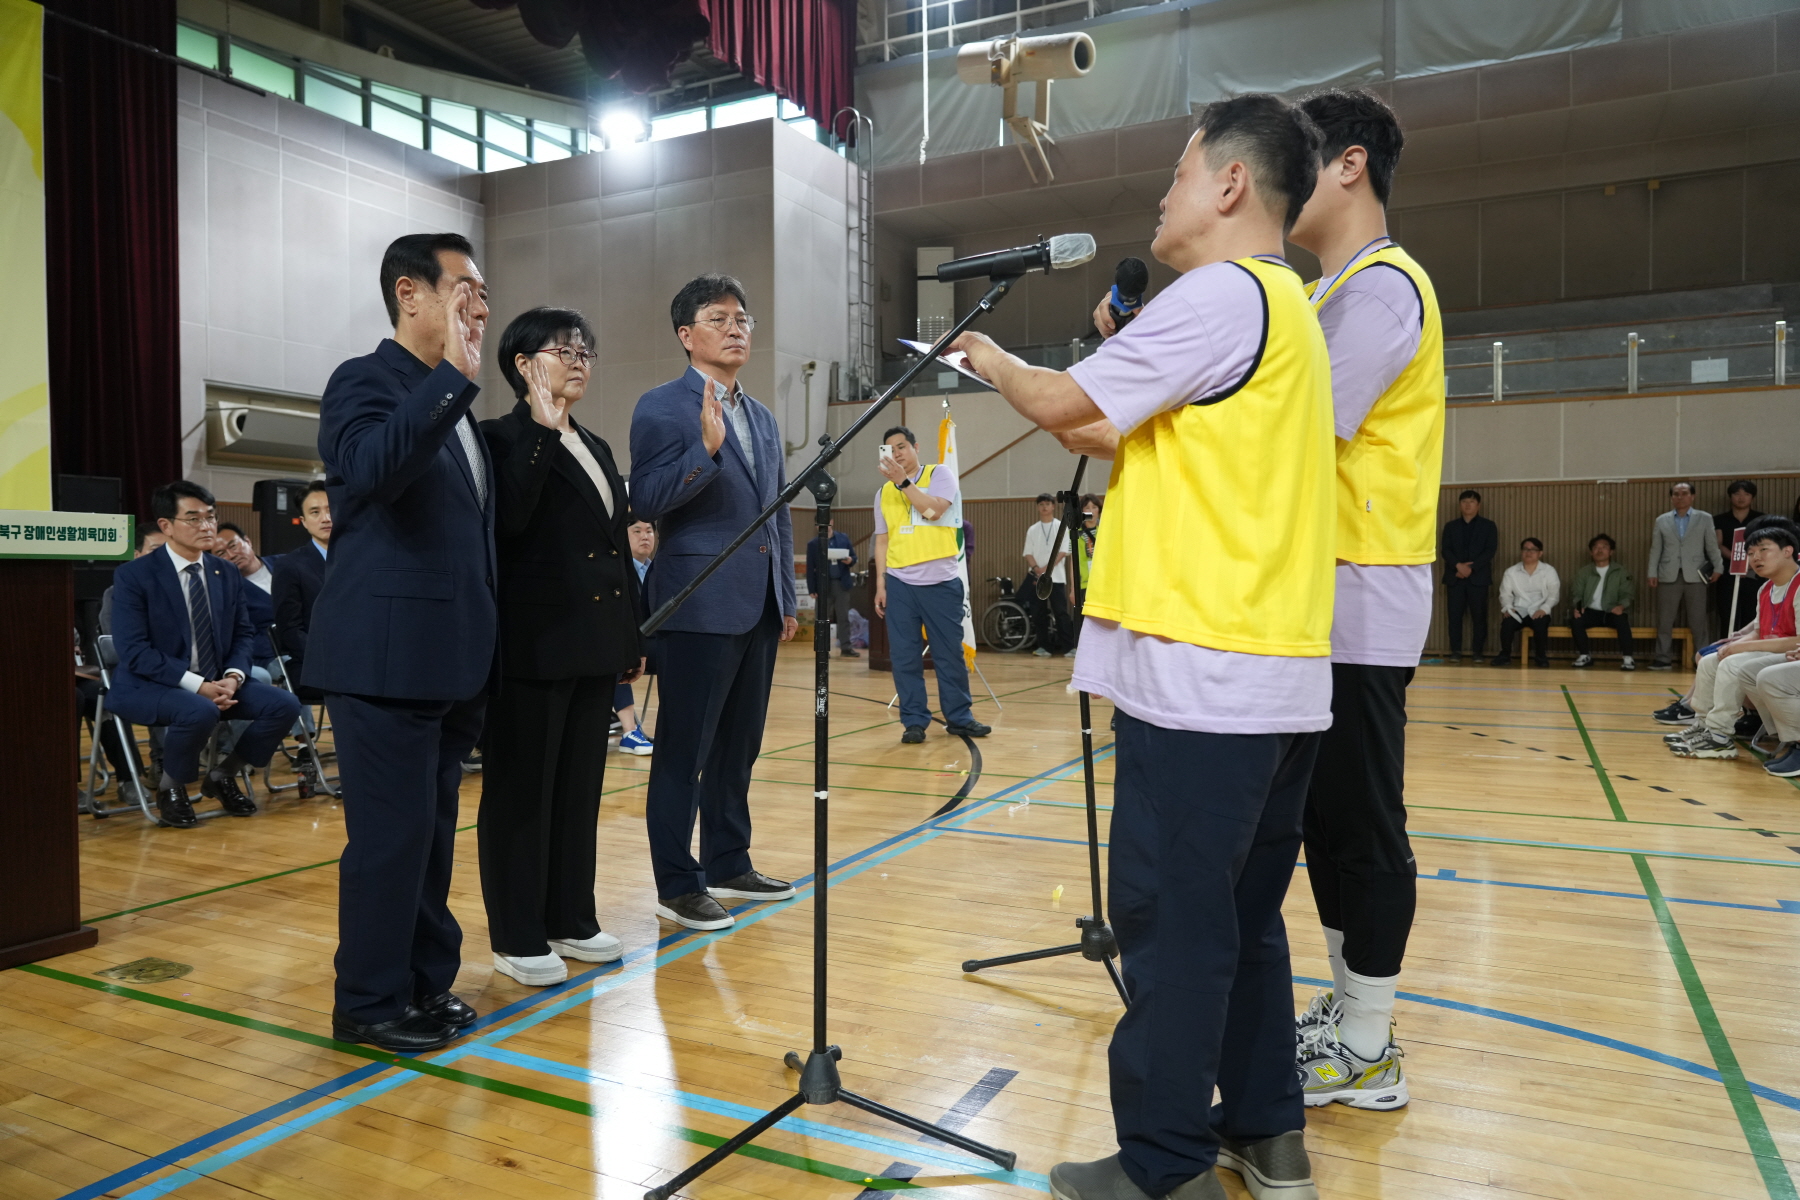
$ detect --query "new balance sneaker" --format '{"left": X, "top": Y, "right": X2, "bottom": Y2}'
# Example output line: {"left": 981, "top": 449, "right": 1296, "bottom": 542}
{"left": 1570, "top": 653, "right": 1593, "bottom": 668}
{"left": 1294, "top": 988, "right": 1339, "bottom": 1032}
{"left": 1216, "top": 1130, "right": 1318, "bottom": 1200}
{"left": 1686, "top": 731, "right": 1740, "bottom": 759}
{"left": 1764, "top": 746, "right": 1800, "bottom": 777}
{"left": 1297, "top": 1024, "right": 1409, "bottom": 1110}
{"left": 1653, "top": 699, "right": 1695, "bottom": 724}
{"left": 618, "top": 728, "right": 654, "bottom": 755}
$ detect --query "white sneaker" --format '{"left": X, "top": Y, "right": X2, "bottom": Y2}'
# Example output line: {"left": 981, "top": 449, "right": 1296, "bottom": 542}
{"left": 1570, "top": 653, "right": 1593, "bottom": 668}
{"left": 548, "top": 931, "right": 624, "bottom": 963}
{"left": 1621, "top": 656, "right": 1636, "bottom": 671}
{"left": 1297, "top": 1023, "right": 1408, "bottom": 1110}
{"left": 1033, "top": 647, "right": 1052, "bottom": 657}
{"left": 1295, "top": 988, "right": 1340, "bottom": 1032}
{"left": 493, "top": 952, "right": 568, "bottom": 986}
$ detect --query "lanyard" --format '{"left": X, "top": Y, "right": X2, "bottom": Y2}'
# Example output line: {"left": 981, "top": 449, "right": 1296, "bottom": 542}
{"left": 1314, "top": 236, "right": 1394, "bottom": 301}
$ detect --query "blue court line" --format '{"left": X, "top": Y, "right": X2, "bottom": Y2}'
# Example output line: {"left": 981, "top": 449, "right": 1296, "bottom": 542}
{"left": 466, "top": 1044, "right": 1051, "bottom": 1190}
{"left": 1292, "top": 974, "right": 1800, "bottom": 1116}
{"left": 93, "top": 748, "right": 1109, "bottom": 1199}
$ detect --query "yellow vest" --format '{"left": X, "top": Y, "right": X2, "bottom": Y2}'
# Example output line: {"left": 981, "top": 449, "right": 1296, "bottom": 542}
{"left": 1084, "top": 257, "right": 1336, "bottom": 657}
{"left": 880, "top": 464, "right": 959, "bottom": 570}
{"left": 1309, "top": 244, "right": 1445, "bottom": 565}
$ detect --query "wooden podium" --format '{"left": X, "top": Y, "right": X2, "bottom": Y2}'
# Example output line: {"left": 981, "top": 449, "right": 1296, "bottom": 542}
{"left": 0, "top": 515, "right": 126, "bottom": 969}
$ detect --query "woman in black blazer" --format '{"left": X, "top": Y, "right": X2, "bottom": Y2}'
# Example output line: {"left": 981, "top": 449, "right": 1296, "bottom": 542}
{"left": 478, "top": 307, "right": 645, "bottom": 987}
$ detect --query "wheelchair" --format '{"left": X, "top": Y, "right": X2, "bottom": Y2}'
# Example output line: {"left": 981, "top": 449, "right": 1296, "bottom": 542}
{"left": 979, "top": 575, "right": 1038, "bottom": 653}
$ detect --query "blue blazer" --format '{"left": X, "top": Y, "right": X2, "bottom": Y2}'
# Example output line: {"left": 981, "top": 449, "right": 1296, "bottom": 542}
{"left": 108, "top": 549, "right": 256, "bottom": 711}
{"left": 303, "top": 339, "right": 498, "bottom": 701}
{"left": 628, "top": 367, "right": 795, "bottom": 636}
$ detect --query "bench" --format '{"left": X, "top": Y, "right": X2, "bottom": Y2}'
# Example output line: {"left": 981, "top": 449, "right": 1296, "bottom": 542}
{"left": 1519, "top": 625, "right": 1693, "bottom": 671}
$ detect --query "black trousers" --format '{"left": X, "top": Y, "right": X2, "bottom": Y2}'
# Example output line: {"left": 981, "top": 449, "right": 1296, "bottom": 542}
{"left": 1108, "top": 712, "right": 1319, "bottom": 1195}
{"left": 1303, "top": 664, "right": 1416, "bottom": 980}
{"left": 818, "top": 588, "right": 854, "bottom": 652}
{"left": 328, "top": 690, "right": 485, "bottom": 1024}
{"left": 644, "top": 591, "right": 780, "bottom": 899}
{"left": 1031, "top": 579, "right": 1073, "bottom": 653}
{"left": 1571, "top": 609, "right": 1633, "bottom": 657}
{"left": 1445, "top": 581, "right": 1489, "bottom": 656}
{"left": 478, "top": 674, "right": 614, "bottom": 957}
{"left": 1497, "top": 613, "right": 1549, "bottom": 663}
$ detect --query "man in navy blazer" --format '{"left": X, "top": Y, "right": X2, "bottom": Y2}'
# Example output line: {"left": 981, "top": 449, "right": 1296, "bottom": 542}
{"left": 106, "top": 480, "right": 302, "bottom": 829}
{"left": 271, "top": 480, "right": 331, "bottom": 699}
{"left": 629, "top": 273, "right": 797, "bottom": 931}
{"left": 305, "top": 232, "right": 496, "bottom": 1054}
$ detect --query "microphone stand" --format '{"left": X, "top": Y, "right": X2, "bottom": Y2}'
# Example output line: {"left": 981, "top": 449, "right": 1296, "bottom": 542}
{"left": 959, "top": 455, "right": 1130, "bottom": 1008}
{"left": 640, "top": 277, "right": 1023, "bottom": 1200}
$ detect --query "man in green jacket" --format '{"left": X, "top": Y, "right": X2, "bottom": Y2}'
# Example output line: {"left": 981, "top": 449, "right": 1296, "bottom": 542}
{"left": 1570, "top": 533, "right": 1636, "bottom": 670}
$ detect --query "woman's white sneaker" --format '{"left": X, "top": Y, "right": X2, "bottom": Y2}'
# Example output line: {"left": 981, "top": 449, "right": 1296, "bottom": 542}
{"left": 548, "top": 932, "right": 624, "bottom": 962}
{"left": 493, "top": 952, "right": 568, "bottom": 986}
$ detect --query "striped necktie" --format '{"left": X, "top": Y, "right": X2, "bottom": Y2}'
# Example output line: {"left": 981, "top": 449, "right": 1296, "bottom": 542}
{"left": 184, "top": 562, "right": 219, "bottom": 680}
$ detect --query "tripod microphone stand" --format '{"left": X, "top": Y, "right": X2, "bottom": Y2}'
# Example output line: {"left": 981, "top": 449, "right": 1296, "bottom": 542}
{"left": 960, "top": 455, "right": 1130, "bottom": 1008}
{"left": 641, "top": 277, "right": 1024, "bottom": 1200}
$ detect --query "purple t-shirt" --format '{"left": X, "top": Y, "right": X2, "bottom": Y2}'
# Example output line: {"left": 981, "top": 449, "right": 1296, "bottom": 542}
{"left": 874, "top": 465, "right": 961, "bottom": 586}
{"left": 1065, "top": 259, "right": 1332, "bottom": 735}
{"left": 1316, "top": 249, "right": 1433, "bottom": 666}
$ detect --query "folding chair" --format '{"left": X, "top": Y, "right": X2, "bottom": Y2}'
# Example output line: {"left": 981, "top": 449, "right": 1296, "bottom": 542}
{"left": 261, "top": 624, "right": 338, "bottom": 800}
{"left": 81, "top": 635, "right": 160, "bottom": 821}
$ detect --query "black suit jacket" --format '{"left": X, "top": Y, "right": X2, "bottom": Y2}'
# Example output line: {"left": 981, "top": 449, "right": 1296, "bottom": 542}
{"left": 1441, "top": 514, "right": 1498, "bottom": 587}
{"left": 304, "top": 339, "right": 498, "bottom": 700}
{"left": 271, "top": 540, "right": 328, "bottom": 674}
{"left": 481, "top": 401, "right": 644, "bottom": 681}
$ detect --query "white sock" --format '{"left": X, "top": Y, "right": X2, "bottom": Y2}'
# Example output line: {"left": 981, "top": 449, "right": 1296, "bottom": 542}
{"left": 1322, "top": 926, "right": 1347, "bottom": 1003}
{"left": 1339, "top": 969, "right": 1399, "bottom": 1061}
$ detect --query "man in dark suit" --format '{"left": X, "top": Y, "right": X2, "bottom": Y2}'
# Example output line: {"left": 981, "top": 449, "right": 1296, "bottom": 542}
{"left": 306, "top": 232, "right": 495, "bottom": 1053}
{"left": 806, "top": 519, "right": 859, "bottom": 657}
{"left": 629, "top": 273, "right": 798, "bottom": 931}
{"left": 271, "top": 480, "right": 331, "bottom": 698}
{"left": 1441, "top": 489, "right": 1498, "bottom": 659}
{"left": 106, "top": 480, "right": 303, "bottom": 829}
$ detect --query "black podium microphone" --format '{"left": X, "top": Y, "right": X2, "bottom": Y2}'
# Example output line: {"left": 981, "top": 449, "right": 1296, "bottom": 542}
{"left": 1108, "top": 257, "right": 1148, "bottom": 330}
{"left": 935, "top": 233, "right": 1096, "bottom": 283}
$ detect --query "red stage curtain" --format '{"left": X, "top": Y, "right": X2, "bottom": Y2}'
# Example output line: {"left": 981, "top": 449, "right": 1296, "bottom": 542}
{"left": 701, "top": 0, "right": 853, "bottom": 133}
{"left": 43, "top": 0, "right": 182, "bottom": 517}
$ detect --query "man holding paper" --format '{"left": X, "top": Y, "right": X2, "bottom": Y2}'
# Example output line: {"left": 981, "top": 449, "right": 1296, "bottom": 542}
{"left": 806, "top": 520, "right": 859, "bottom": 657}
{"left": 873, "top": 426, "right": 991, "bottom": 745}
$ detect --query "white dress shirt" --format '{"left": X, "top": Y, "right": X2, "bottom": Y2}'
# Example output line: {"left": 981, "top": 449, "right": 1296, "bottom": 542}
{"left": 1499, "top": 561, "right": 1561, "bottom": 621}
{"left": 165, "top": 543, "right": 245, "bottom": 691}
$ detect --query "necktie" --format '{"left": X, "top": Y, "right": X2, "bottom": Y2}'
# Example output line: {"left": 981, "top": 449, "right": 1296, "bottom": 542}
{"left": 185, "top": 562, "right": 219, "bottom": 680}
{"left": 456, "top": 415, "right": 488, "bottom": 506}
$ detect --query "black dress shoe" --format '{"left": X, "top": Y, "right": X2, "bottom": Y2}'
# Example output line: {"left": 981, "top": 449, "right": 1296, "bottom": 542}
{"left": 156, "top": 786, "right": 200, "bottom": 829}
{"left": 840, "top": 649, "right": 861, "bottom": 658}
{"left": 331, "top": 1005, "right": 456, "bottom": 1052}
{"left": 901, "top": 726, "right": 926, "bottom": 744}
{"left": 416, "top": 991, "right": 478, "bottom": 1030}
{"left": 708, "top": 870, "right": 797, "bottom": 901}
{"left": 946, "top": 720, "right": 991, "bottom": 737}
{"left": 202, "top": 771, "right": 257, "bottom": 816}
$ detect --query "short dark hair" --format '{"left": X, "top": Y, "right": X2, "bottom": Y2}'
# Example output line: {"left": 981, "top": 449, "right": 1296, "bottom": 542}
{"left": 670, "top": 273, "right": 749, "bottom": 344}
{"left": 1670, "top": 481, "right": 1693, "bottom": 494}
{"left": 1192, "top": 94, "right": 1322, "bottom": 233}
{"left": 1746, "top": 515, "right": 1800, "bottom": 557}
{"left": 217, "top": 521, "right": 246, "bottom": 537}
{"left": 1458, "top": 489, "right": 1482, "bottom": 502}
{"left": 1299, "top": 88, "right": 1404, "bottom": 206}
{"left": 1729, "top": 479, "right": 1759, "bottom": 497}
{"left": 882, "top": 425, "right": 917, "bottom": 446}
{"left": 497, "top": 307, "right": 596, "bottom": 401}
{"left": 1036, "top": 492, "right": 1056, "bottom": 504}
{"left": 379, "top": 233, "right": 476, "bottom": 326}
{"left": 1080, "top": 492, "right": 1104, "bottom": 511}
{"left": 1588, "top": 533, "right": 1616, "bottom": 551}
{"left": 133, "top": 521, "right": 161, "bottom": 553}
{"left": 150, "top": 480, "right": 215, "bottom": 523}
{"left": 303, "top": 480, "right": 329, "bottom": 501}
{"left": 1521, "top": 537, "right": 1543, "bottom": 551}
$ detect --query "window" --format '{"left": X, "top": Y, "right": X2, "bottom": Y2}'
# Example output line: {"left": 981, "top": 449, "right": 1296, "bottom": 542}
{"left": 487, "top": 112, "right": 530, "bottom": 161}
{"left": 303, "top": 68, "right": 363, "bottom": 125}
{"left": 176, "top": 25, "right": 219, "bottom": 70}
{"left": 370, "top": 83, "right": 424, "bottom": 148}
{"left": 532, "top": 120, "right": 573, "bottom": 162}
{"left": 712, "top": 94, "right": 779, "bottom": 128}
{"left": 651, "top": 109, "right": 708, "bottom": 141}
{"left": 230, "top": 46, "right": 296, "bottom": 99}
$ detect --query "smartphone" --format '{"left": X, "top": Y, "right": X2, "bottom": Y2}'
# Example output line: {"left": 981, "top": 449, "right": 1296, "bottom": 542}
{"left": 878, "top": 444, "right": 894, "bottom": 465}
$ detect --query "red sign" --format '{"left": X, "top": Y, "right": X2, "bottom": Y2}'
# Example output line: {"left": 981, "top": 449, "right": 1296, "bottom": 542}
{"left": 1731, "top": 526, "right": 1750, "bottom": 575}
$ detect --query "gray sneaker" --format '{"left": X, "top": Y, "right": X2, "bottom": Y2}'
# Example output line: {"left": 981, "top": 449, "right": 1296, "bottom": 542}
{"left": 1297, "top": 1022, "right": 1409, "bottom": 1110}
{"left": 1216, "top": 1130, "right": 1318, "bottom": 1200}
{"left": 1047, "top": 1156, "right": 1225, "bottom": 1200}
{"left": 1294, "top": 988, "right": 1339, "bottom": 1033}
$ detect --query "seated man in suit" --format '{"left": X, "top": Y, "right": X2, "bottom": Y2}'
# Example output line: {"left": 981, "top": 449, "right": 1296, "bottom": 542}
{"left": 271, "top": 480, "right": 331, "bottom": 698}
{"left": 106, "top": 480, "right": 303, "bottom": 828}
{"left": 216, "top": 523, "right": 279, "bottom": 673}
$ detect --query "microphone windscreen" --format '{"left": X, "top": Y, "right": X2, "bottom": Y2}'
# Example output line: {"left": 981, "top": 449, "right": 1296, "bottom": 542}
{"left": 1047, "top": 232, "right": 1097, "bottom": 269}
{"left": 1115, "top": 257, "right": 1149, "bottom": 301}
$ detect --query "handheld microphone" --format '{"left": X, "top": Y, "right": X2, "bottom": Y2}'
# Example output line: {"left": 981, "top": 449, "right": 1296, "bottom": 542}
{"left": 936, "top": 233, "right": 1096, "bottom": 283}
{"left": 1107, "top": 257, "right": 1148, "bottom": 331}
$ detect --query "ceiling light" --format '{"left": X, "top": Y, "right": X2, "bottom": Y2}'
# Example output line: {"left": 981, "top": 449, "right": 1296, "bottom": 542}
{"left": 599, "top": 109, "right": 647, "bottom": 148}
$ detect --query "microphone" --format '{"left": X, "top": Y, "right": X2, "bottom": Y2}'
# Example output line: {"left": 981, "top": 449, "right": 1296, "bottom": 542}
{"left": 936, "top": 233, "right": 1096, "bottom": 283}
{"left": 1108, "top": 257, "right": 1148, "bottom": 330}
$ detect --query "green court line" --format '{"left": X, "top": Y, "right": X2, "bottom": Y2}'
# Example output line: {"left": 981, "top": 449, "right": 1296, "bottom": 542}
{"left": 1406, "top": 830, "right": 1800, "bottom": 868}
{"left": 1563, "top": 693, "right": 1798, "bottom": 1200}
{"left": 1561, "top": 686, "right": 1628, "bottom": 821}
{"left": 15, "top": 963, "right": 922, "bottom": 1192}
{"left": 81, "top": 823, "right": 479, "bottom": 924}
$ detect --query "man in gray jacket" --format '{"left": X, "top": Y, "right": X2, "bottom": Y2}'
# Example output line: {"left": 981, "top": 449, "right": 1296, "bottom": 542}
{"left": 1649, "top": 482, "right": 1724, "bottom": 670}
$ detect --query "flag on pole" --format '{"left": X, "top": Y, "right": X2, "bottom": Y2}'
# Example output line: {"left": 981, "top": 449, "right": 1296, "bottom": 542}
{"left": 938, "top": 406, "right": 978, "bottom": 668}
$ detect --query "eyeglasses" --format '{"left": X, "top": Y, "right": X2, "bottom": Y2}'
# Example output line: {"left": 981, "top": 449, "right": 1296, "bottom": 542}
{"left": 172, "top": 513, "right": 218, "bottom": 527}
{"left": 535, "top": 346, "right": 597, "bottom": 368}
{"left": 692, "top": 314, "right": 756, "bottom": 334}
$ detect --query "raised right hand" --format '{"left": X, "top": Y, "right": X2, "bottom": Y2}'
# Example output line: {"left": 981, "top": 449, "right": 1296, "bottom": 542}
{"left": 524, "top": 355, "right": 568, "bottom": 430}
{"left": 1092, "top": 290, "right": 1117, "bottom": 338}
{"left": 444, "top": 282, "right": 483, "bottom": 380}
{"left": 698, "top": 376, "right": 727, "bottom": 456}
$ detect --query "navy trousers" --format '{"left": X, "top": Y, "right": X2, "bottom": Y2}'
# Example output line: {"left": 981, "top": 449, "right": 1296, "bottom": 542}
{"left": 884, "top": 575, "right": 973, "bottom": 730}
{"left": 644, "top": 590, "right": 780, "bottom": 899}
{"left": 1108, "top": 712, "right": 1319, "bottom": 1196}
{"left": 328, "top": 690, "right": 485, "bottom": 1023}
{"left": 108, "top": 678, "right": 301, "bottom": 783}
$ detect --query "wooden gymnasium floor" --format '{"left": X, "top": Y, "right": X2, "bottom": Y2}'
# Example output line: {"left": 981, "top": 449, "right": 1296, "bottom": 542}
{"left": 6, "top": 647, "right": 1800, "bottom": 1200}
